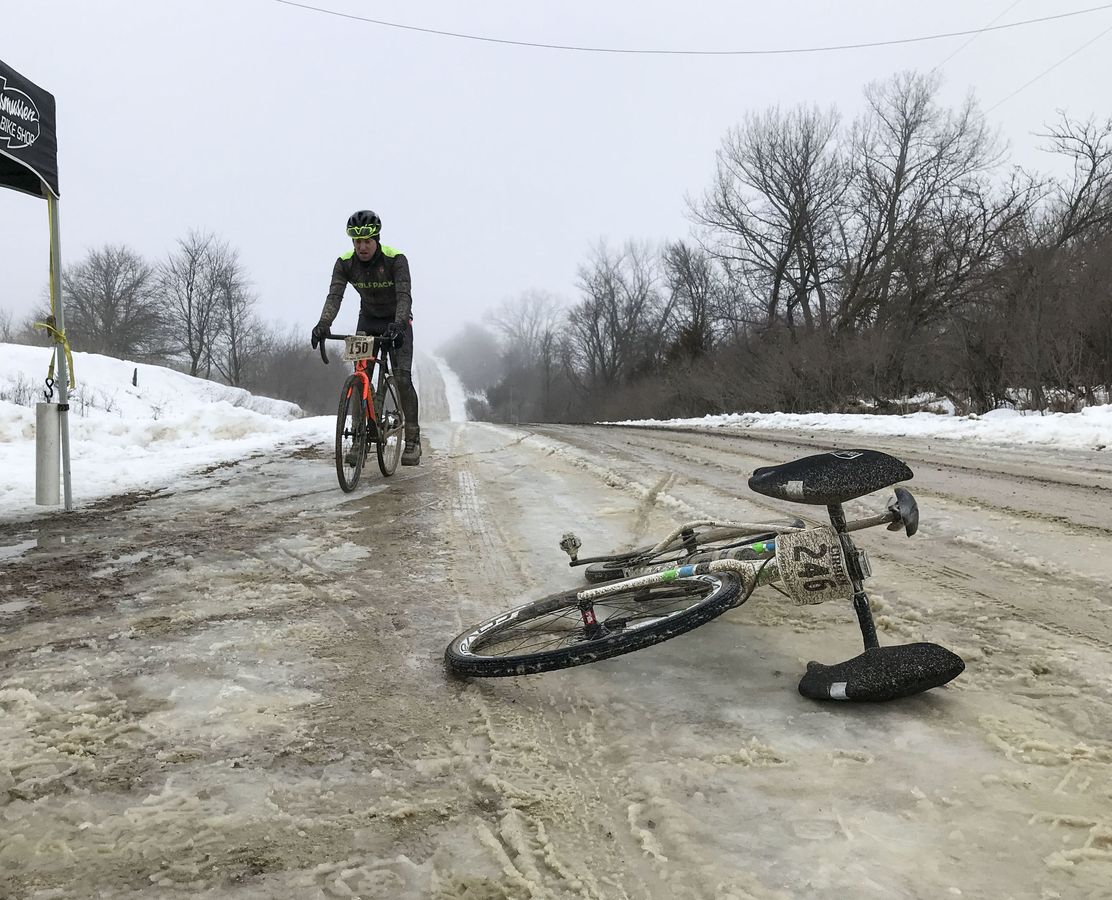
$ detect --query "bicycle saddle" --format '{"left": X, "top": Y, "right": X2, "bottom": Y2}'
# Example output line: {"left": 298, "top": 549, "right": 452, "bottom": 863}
{"left": 748, "top": 449, "right": 913, "bottom": 506}
{"left": 798, "top": 642, "right": 965, "bottom": 701}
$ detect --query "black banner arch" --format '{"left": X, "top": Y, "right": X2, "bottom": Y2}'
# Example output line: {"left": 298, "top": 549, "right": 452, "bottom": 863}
{"left": 0, "top": 57, "right": 59, "bottom": 198}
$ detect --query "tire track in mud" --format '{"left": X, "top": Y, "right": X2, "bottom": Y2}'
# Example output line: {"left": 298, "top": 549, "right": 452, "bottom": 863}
{"left": 504, "top": 425, "right": 1112, "bottom": 856}
{"left": 445, "top": 430, "right": 653, "bottom": 899}
{"left": 435, "top": 423, "right": 1112, "bottom": 895}
{"left": 526, "top": 424, "right": 1112, "bottom": 617}
{"left": 598, "top": 423, "right": 1112, "bottom": 535}
{"left": 442, "top": 425, "right": 795, "bottom": 898}
{"left": 538, "top": 421, "right": 1112, "bottom": 667}
{"left": 522, "top": 426, "right": 826, "bottom": 530}
{"left": 631, "top": 473, "right": 678, "bottom": 540}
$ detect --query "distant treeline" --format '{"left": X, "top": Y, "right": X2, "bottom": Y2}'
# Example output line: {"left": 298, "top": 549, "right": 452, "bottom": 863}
{"left": 439, "top": 71, "right": 1112, "bottom": 423}
{"left": 1, "top": 231, "right": 345, "bottom": 415}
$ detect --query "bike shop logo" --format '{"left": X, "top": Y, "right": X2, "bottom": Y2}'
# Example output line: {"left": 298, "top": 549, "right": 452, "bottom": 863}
{"left": 0, "top": 76, "right": 40, "bottom": 151}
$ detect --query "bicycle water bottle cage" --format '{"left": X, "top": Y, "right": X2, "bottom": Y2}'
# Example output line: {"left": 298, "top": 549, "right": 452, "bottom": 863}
{"left": 774, "top": 526, "right": 854, "bottom": 605}
{"left": 748, "top": 450, "right": 913, "bottom": 506}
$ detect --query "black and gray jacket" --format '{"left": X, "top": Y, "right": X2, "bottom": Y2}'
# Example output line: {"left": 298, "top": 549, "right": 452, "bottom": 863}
{"left": 318, "top": 244, "right": 412, "bottom": 330}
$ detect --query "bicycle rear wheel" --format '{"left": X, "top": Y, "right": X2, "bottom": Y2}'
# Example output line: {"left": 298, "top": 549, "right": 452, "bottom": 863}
{"left": 445, "top": 573, "right": 743, "bottom": 677}
{"left": 335, "top": 375, "right": 367, "bottom": 492}
{"left": 375, "top": 374, "right": 405, "bottom": 476}
{"left": 583, "top": 545, "right": 674, "bottom": 584}
{"left": 583, "top": 540, "right": 774, "bottom": 583}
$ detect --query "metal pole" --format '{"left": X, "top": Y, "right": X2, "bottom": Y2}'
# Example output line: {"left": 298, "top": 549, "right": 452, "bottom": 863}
{"left": 46, "top": 190, "right": 73, "bottom": 510}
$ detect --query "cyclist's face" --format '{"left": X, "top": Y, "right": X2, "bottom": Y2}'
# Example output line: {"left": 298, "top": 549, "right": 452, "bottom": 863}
{"left": 353, "top": 237, "right": 377, "bottom": 261}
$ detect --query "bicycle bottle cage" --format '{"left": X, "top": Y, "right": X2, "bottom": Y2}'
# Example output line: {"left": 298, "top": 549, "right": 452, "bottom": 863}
{"left": 748, "top": 449, "right": 913, "bottom": 506}
{"left": 774, "top": 526, "right": 854, "bottom": 605}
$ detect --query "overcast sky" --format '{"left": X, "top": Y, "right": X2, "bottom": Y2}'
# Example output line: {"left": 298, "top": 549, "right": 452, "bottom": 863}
{"left": 3, "top": 0, "right": 1111, "bottom": 353}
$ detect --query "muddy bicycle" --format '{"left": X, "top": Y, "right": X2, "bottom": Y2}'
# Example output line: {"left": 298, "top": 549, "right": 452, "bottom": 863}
{"left": 318, "top": 332, "right": 405, "bottom": 491}
{"left": 445, "top": 449, "right": 965, "bottom": 702}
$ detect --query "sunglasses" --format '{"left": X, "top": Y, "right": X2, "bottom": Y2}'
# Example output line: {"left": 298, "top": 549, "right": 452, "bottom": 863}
{"left": 346, "top": 225, "right": 380, "bottom": 239}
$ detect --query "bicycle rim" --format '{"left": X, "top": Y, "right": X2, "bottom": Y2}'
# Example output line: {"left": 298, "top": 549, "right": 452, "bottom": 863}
{"left": 445, "top": 573, "right": 742, "bottom": 677}
{"left": 583, "top": 545, "right": 683, "bottom": 583}
{"left": 583, "top": 535, "right": 778, "bottom": 583}
{"left": 376, "top": 375, "right": 404, "bottom": 477}
{"left": 335, "top": 376, "right": 366, "bottom": 492}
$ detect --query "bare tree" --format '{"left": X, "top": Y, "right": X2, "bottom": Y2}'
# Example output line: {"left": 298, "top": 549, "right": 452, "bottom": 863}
{"left": 241, "top": 324, "right": 344, "bottom": 415}
{"left": 211, "top": 252, "right": 260, "bottom": 386}
{"left": 943, "top": 113, "right": 1112, "bottom": 412}
{"left": 1038, "top": 113, "right": 1112, "bottom": 246}
{"left": 693, "top": 104, "right": 845, "bottom": 333}
{"left": 55, "top": 244, "right": 167, "bottom": 359}
{"left": 567, "top": 240, "right": 667, "bottom": 389}
{"left": 0, "top": 307, "right": 14, "bottom": 343}
{"left": 838, "top": 72, "right": 1010, "bottom": 333}
{"left": 661, "top": 241, "right": 728, "bottom": 357}
{"left": 491, "top": 290, "right": 564, "bottom": 362}
{"left": 489, "top": 290, "right": 569, "bottom": 421}
{"left": 160, "top": 230, "right": 233, "bottom": 377}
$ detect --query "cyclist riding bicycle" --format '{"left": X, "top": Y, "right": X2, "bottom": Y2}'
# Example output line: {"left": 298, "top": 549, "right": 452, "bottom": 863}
{"left": 311, "top": 209, "right": 422, "bottom": 466}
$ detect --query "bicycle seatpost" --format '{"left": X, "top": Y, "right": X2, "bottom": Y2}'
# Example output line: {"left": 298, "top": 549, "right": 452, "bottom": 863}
{"left": 827, "top": 502, "right": 880, "bottom": 651}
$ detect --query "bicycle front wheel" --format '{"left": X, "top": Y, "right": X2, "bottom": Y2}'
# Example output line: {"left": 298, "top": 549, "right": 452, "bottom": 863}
{"left": 335, "top": 375, "right": 367, "bottom": 492}
{"left": 445, "top": 573, "right": 743, "bottom": 677}
{"left": 375, "top": 374, "right": 405, "bottom": 476}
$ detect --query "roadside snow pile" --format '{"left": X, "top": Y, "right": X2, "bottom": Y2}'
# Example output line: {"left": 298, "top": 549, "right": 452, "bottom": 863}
{"left": 612, "top": 405, "right": 1112, "bottom": 452}
{"left": 1, "top": 343, "right": 303, "bottom": 420}
{"left": 0, "top": 343, "right": 327, "bottom": 516}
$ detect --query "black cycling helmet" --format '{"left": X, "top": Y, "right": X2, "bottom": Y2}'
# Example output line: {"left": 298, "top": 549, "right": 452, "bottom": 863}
{"left": 346, "top": 209, "right": 381, "bottom": 239}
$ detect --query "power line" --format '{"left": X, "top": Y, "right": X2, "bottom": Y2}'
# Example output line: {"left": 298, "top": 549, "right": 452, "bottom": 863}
{"left": 272, "top": 1, "right": 1112, "bottom": 56}
{"left": 931, "top": 0, "right": 1025, "bottom": 72}
{"left": 987, "top": 21, "right": 1112, "bottom": 111}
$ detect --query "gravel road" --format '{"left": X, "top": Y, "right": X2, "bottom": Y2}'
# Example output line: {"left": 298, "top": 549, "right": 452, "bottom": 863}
{"left": 2, "top": 377, "right": 1110, "bottom": 898}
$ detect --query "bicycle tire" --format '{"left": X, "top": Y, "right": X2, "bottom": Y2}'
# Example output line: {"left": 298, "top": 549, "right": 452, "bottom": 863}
{"left": 375, "top": 374, "right": 405, "bottom": 476}
{"left": 583, "top": 540, "right": 774, "bottom": 584}
{"left": 445, "top": 573, "right": 743, "bottom": 677}
{"left": 582, "top": 545, "right": 660, "bottom": 584}
{"left": 335, "top": 375, "right": 367, "bottom": 492}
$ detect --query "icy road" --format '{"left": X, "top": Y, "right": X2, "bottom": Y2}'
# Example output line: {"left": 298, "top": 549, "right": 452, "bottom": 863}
{"left": 2, "top": 374, "right": 1111, "bottom": 898}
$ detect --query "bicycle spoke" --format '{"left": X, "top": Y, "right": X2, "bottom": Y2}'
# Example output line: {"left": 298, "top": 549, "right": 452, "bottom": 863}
{"left": 468, "top": 586, "right": 719, "bottom": 657}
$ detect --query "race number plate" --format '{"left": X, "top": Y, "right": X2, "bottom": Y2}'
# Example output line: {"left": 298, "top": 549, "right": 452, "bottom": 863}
{"left": 774, "top": 525, "right": 854, "bottom": 605}
{"left": 342, "top": 335, "right": 375, "bottom": 361}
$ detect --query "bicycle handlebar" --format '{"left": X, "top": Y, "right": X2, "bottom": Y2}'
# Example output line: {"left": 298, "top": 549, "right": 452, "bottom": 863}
{"left": 316, "top": 331, "right": 390, "bottom": 365}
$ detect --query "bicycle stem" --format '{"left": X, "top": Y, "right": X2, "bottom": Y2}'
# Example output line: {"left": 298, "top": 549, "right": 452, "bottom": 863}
{"left": 844, "top": 510, "right": 898, "bottom": 532}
